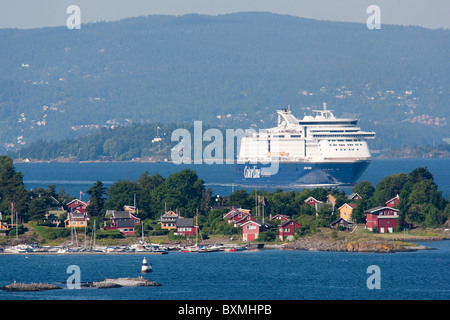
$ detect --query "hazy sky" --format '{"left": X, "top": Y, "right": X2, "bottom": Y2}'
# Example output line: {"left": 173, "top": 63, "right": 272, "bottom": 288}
{"left": 0, "top": 0, "right": 449, "bottom": 29}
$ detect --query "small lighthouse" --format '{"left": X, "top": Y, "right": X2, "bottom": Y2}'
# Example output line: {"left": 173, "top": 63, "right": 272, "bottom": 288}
{"left": 141, "top": 257, "right": 152, "bottom": 273}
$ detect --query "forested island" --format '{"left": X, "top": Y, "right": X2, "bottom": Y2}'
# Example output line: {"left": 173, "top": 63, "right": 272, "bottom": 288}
{"left": 1, "top": 155, "right": 449, "bottom": 251}
{"left": 9, "top": 122, "right": 450, "bottom": 163}
{"left": 377, "top": 144, "right": 450, "bottom": 159}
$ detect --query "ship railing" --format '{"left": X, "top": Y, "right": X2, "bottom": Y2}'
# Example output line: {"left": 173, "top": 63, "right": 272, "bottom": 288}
{"left": 312, "top": 132, "right": 375, "bottom": 139}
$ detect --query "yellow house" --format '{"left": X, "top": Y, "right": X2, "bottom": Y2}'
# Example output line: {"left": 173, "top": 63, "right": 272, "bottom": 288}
{"left": 64, "top": 212, "right": 89, "bottom": 228}
{"left": 160, "top": 210, "right": 179, "bottom": 230}
{"left": 327, "top": 194, "right": 337, "bottom": 211}
{"left": 339, "top": 203, "right": 357, "bottom": 221}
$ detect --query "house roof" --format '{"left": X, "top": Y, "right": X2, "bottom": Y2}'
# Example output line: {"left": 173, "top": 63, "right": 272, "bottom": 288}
{"left": 176, "top": 218, "right": 195, "bottom": 227}
{"left": 227, "top": 211, "right": 250, "bottom": 220}
{"left": 233, "top": 214, "right": 253, "bottom": 225}
{"left": 270, "top": 214, "right": 290, "bottom": 221}
{"left": 385, "top": 194, "right": 400, "bottom": 204}
{"left": 163, "top": 210, "right": 178, "bottom": 217}
{"left": 241, "top": 220, "right": 269, "bottom": 229}
{"left": 116, "top": 220, "right": 135, "bottom": 228}
{"left": 65, "top": 212, "right": 88, "bottom": 221}
{"left": 105, "top": 210, "right": 130, "bottom": 219}
{"left": 330, "top": 217, "right": 354, "bottom": 226}
{"left": 304, "top": 196, "right": 323, "bottom": 203}
{"left": 223, "top": 208, "right": 250, "bottom": 219}
{"left": 365, "top": 206, "right": 399, "bottom": 214}
{"left": 279, "top": 219, "right": 301, "bottom": 228}
{"left": 67, "top": 199, "right": 88, "bottom": 208}
{"left": 347, "top": 193, "right": 362, "bottom": 200}
{"left": 338, "top": 202, "right": 357, "bottom": 210}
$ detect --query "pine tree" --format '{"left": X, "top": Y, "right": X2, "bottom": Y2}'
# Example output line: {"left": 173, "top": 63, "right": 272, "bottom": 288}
{"left": 0, "top": 156, "right": 29, "bottom": 219}
{"left": 86, "top": 181, "right": 106, "bottom": 217}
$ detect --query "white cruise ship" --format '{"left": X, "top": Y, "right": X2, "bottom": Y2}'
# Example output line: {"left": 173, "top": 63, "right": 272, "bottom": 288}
{"left": 235, "top": 104, "right": 376, "bottom": 186}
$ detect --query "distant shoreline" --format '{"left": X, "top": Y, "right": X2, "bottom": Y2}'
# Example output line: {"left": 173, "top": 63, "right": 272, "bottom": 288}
{"left": 12, "top": 155, "right": 450, "bottom": 164}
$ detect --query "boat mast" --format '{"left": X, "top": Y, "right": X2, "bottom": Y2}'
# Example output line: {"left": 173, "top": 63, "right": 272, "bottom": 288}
{"left": 262, "top": 196, "right": 264, "bottom": 224}
{"left": 12, "top": 203, "right": 18, "bottom": 240}
{"left": 93, "top": 220, "right": 96, "bottom": 248}
{"left": 255, "top": 189, "right": 258, "bottom": 218}
{"left": 196, "top": 209, "right": 199, "bottom": 247}
{"left": 11, "top": 203, "right": 13, "bottom": 237}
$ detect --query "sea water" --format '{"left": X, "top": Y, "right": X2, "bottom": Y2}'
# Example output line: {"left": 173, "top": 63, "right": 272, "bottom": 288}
{"left": 15, "top": 158, "right": 450, "bottom": 198}
{"left": 0, "top": 240, "right": 449, "bottom": 300}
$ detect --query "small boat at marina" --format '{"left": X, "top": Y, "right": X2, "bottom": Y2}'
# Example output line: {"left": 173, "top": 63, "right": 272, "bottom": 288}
{"left": 198, "top": 246, "right": 220, "bottom": 253}
{"left": 130, "top": 243, "right": 169, "bottom": 254}
{"left": 198, "top": 243, "right": 225, "bottom": 253}
{"left": 180, "top": 245, "right": 200, "bottom": 253}
{"left": 223, "top": 245, "right": 247, "bottom": 252}
{"left": 4, "top": 244, "right": 42, "bottom": 253}
{"left": 57, "top": 247, "right": 68, "bottom": 254}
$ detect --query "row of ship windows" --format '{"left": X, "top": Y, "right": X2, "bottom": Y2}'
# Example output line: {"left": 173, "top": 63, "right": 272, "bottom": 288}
{"left": 327, "top": 139, "right": 361, "bottom": 142}
{"left": 256, "top": 135, "right": 302, "bottom": 138}
{"left": 335, "top": 149, "right": 359, "bottom": 151}
{"left": 329, "top": 143, "right": 362, "bottom": 147}
{"left": 329, "top": 144, "right": 363, "bottom": 147}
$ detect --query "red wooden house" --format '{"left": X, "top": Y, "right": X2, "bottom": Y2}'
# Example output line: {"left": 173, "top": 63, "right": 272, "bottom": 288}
{"left": 65, "top": 199, "right": 89, "bottom": 229}
{"left": 303, "top": 196, "right": 323, "bottom": 207}
{"left": 241, "top": 220, "right": 265, "bottom": 242}
{"left": 67, "top": 199, "right": 88, "bottom": 214}
{"left": 278, "top": 220, "right": 302, "bottom": 241}
{"left": 385, "top": 194, "right": 400, "bottom": 208}
{"left": 103, "top": 210, "right": 141, "bottom": 235}
{"left": 365, "top": 206, "right": 399, "bottom": 233}
{"left": 175, "top": 218, "right": 198, "bottom": 236}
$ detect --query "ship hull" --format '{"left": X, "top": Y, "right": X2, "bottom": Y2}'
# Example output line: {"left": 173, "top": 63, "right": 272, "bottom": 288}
{"left": 234, "top": 160, "right": 370, "bottom": 187}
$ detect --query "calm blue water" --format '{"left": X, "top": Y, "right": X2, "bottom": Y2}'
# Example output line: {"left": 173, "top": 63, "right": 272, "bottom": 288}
{"left": 15, "top": 158, "right": 450, "bottom": 198}
{"left": 1, "top": 241, "right": 449, "bottom": 300}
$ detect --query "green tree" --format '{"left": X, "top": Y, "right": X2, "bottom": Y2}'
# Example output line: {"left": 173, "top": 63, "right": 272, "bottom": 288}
{"left": 228, "top": 189, "right": 251, "bottom": 208}
{"left": 149, "top": 169, "right": 205, "bottom": 218}
{"left": 104, "top": 180, "right": 139, "bottom": 211}
{"left": 87, "top": 181, "right": 106, "bottom": 217}
{"left": 352, "top": 180, "right": 375, "bottom": 200}
{"left": 371, "top": 172, "right": 409, "bottom": 207}
{"left": 136, "top": 171, "right": 165, "bottom": 219}
{"left": 28, "top": 187, "right": 54, "bottom": 222}
{"left": 0, "top": 155, "right": 29, "bottom": 219}
{"left": 409, "top": 167, "right": 434, "bottom": 184}
{"left": 351, "top": 198, "right": 369, "bottom": 224}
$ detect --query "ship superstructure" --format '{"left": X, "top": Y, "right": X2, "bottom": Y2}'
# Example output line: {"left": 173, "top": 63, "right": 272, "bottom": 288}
{"left": 235, "top": 104, "right": 376, "bottom": 186}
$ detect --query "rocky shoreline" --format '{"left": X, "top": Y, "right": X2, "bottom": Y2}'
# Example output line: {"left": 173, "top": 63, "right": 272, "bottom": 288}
{"left": 282, "top": 230, "right": 437, "bottom": 253}
{"left": 85, "top": 277, "right": 161, "bottom": 288}
{"left": 1, "top": 282, "right": 61, "bottom": 292}
{"left": 1, "top": 277, "right": 161, "bottom": 292}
